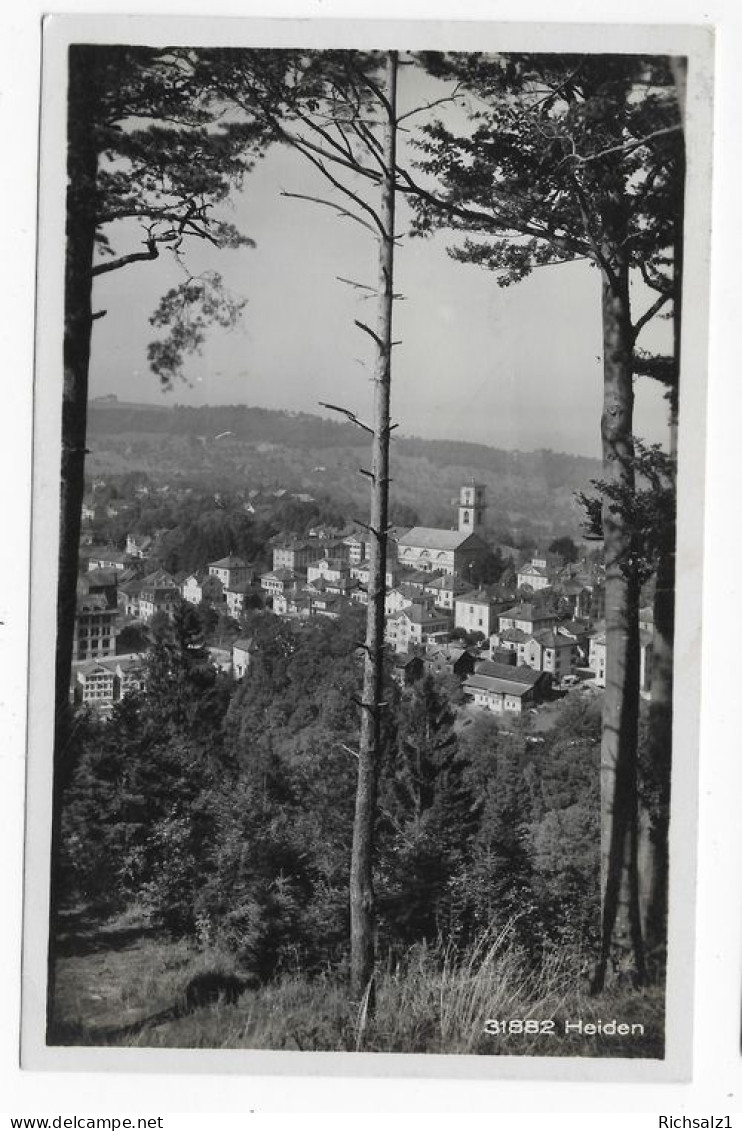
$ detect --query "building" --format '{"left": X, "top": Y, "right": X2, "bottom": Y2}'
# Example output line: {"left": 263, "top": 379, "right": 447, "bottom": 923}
{"left": 125, "top": 533, "right": 153, "bottom": 559}
{"left": 454, "top": 589, "right": 505, "bottom": 638}
{"left": 516, "top": 561, "right": 552, "bottom": 592}
{"left": 306, "top": 558, "right": 352, "bottom": 593}
{"left": 385, "top": 583, "right": 433, "bottom": 617}
{"left": 343, "top": 533, "right": 369, "bottom": 565}
{"left": 396, "top": 483, "right": 489, "bottom": 577}
{"left": 78, "top": 568, "right": 119, "bottom": 607}
{"left": 73, "top": 594, "right": 118, "bottom": 661}
{"left": 497, "top": 603, "right": 560, "bottom": 636}
{"left": 520, "top": 629, "right": 577, "bottom": 682}
{"left": 70, "top": 652, "right": 145, "bottom": 715}
{"left": 225, "top": 581, "right": 255, "bottom": 619}
{"left": 423, "top": 645, "right": 476, "bottom": 681}
{"left": 385, "top": 603, "right": 451, "bottom": 654}
{"left": 422, "top": 573, "right": 471, "bottom": 611}
{"left": 397, "top": 527, "right": 489, "bottom": 577}
{"left": 118, "top": 577, "right": 144, "bottom": 618}
{"left": 589, "top": 629, "right": 607, "bottom": 687}
{"left": 350, "top": 559, "right": 401, "bottom": 592}
{"left": 208, "top": 555, "right": 254, "bottom": 590}
{"left": 463, "top": 661, "right": 548, "bottom": 714}
{"left": 272, "top": 540, "right": 326, "bottom": 574}
{"left": 87, "top": 548, "right": 128, "bottom": 572}
{"left": 181, "top": 572, "right": 225, "bottom": 607}
{"left": 554, "top": 619, "right": 591, "bottom": 664}
{"left": 261, "top": 568, "right": 298, "bottom": 597}
{"left": 232, "top": 637, "right": 255, "bottom": 680}
{"left": 71, "top": 659, "right": 117, "bottom": 714}
{"left": 138, "top": 569, "right": 180, "bottom": 623}
{"left": 114, "top": 654, "right": 146, "bottom": 699}
{"left": 490, "top": 627, "right": 529, "bottom": 659}
{"left": 392, "top": 652, "right": 425, "bottom": 686}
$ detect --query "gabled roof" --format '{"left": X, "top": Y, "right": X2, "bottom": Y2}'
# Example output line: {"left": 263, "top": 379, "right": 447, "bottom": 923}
{"left": 497, "top": 627, "right": 529, "bottom": 643}
{"left": 262, "top": 568, "right": 296, "bottom": 582}
{"left": 530, "top": 629, "right": 573, "bottom": 649}
{"left": 424, "top": 574, "right": 469, "bottom": 593}
{"left": 475, "top": 660, "right": 543, "bottom": 686}
{"left": 399, "top": 604, "right": 448, "bottom": 626}
{"left": 518, "top": 563, "right": 550, "bottom": 578}
{"left": 464, "top": 673, "right": 535, "bottom": 697}
{"left": 73, "top": 659, "right": 114, "bottom": 679}
{"left": 499, "top": 603, "right": 555, "bottom": 623}
{"left": 209, "top": 555, "right": 249, "bottom": 569}
{"left": 558, "top": 619, "right": 590, "bottom": 635}
{"left": 455, "top": 588, "right": 497, "bottom": 608}
{"left": 139, "top": 569, "right": 179, "bottom": 595}
{"left": 398, "top": 527, "right": 485, "bottom": 551}
{"left": 232, "top": 636, "right": 254, "bottom": 652}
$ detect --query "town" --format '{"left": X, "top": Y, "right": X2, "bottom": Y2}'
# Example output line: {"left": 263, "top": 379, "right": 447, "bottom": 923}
{"left": 71, "top": 477, "right": 655, "bottom": 721}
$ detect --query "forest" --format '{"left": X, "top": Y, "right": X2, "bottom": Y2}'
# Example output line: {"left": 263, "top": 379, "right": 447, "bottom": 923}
{"left": 55, "top": 603, "right": 652, "bottom": 1053}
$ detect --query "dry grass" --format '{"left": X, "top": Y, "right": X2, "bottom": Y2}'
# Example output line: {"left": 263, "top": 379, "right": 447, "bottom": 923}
{"left": 51, "top": 917, "right": 664, "bottom": 1057}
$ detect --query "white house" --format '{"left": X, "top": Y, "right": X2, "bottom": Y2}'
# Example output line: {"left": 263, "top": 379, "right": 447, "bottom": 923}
{"left": 232, "top": 637, "right": 255, "bottom": 680}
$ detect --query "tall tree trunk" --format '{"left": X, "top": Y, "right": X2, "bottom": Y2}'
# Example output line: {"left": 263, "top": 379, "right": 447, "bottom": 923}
{"left": 47, "top": 45, "right": 100, "bottom": 1035}
{"left": 593, "top": 257, "right": 646, "bottom": 993}
{"left": 350, "top": 50, "right": 397, "bottom": 1004}
{"left": 643, "top": 130, "right": 684, "bottom": 970}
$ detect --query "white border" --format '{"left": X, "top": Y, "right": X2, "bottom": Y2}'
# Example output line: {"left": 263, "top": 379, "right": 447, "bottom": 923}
{"left": 3, "top": 0, "right": 738, "bottom": 1116}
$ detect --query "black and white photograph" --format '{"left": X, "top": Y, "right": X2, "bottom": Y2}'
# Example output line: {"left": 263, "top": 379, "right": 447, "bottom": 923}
{"left": 18, "top": 14, "right": 714, "bottom": 1083}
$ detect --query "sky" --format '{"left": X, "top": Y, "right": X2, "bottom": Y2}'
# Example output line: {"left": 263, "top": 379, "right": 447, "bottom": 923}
{"left": 88, "top": 56, "right": 673, "bottom": 458}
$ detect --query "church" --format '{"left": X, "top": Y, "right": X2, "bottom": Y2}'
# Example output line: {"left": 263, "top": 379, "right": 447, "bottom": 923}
{"left": 396, "top": 483, "right": 490, "bottom": 578}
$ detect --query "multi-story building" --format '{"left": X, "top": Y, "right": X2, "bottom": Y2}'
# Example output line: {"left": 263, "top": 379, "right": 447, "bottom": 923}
{"left": 306, "top": 557, "right": 352, "bottom": 591}
{"left": 87, "top": 548, "right": 128, "bottom": 572}
{"left": 138, "top": 569, "right": 180, "bottom": 623}
{"left": 70, "top": 652, "right": 145, "bottom": 715}
{"left": 497, "top": 603, "right": 560, "bottom": 636}
{"left": 272, "top": 540, "right": 326, "bottom": 574}
{"left": 208, "top": 555, "right": 254, "bottom": 590}
{"left": 225, "top": 581, "right": 255, "bottom": 619}
{"left": 343, "top": 533, "right": 369, "bottom": 565}
{"left": 181, "top": 572, "right": 225, "bottom": 606}
{"left": 396, "top": 483, "right": 489, "bottom": 577}
{"left": 73, "top": 594, "right": 118, "bottom": 661}
{"left": 454, "top": 589, "right": 506, "bottom": 638}
{"left": 516, "top": 561, "right": 552, "bottom": 592}
{"left": 261, "top": 568, "right": 298, "bottom": 597}
{"left": 385, "top": 603, "right": 451, "bottom": 654}
{"left": 422, "top": 573, "right": 471, "bottom": 611}
{"left": 589, "top": 629, "right": 607, "bottom": 687}
{"left": 520, "top": 629, "right": 577, "bottom": 683}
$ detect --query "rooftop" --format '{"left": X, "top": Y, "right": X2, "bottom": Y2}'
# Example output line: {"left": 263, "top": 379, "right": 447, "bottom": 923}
{"left": 398, "top": 527, "right": 483, "bottom": 551}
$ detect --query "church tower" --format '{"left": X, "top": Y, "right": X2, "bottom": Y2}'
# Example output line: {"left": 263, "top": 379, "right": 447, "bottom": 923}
{"left": 458, "top": 481, "right": 486, "bottom": 534}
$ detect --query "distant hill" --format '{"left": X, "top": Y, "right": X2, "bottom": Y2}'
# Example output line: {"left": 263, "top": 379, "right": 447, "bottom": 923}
{"left": 86, "top": 401, "right": 601, "bottom": 542}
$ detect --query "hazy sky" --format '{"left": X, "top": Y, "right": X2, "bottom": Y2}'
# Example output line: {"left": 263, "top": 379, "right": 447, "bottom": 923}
{"left": 88, "top": 58, "right": 673, "bottom": 458}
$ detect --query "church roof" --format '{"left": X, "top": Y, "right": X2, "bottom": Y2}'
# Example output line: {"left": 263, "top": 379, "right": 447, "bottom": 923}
{"left": 397, "top": 527, "right": 485, "bottom": 551}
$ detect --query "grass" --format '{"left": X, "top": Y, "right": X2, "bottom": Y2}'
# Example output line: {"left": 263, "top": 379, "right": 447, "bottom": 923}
{"left": 50, "top": 912, "right": 664, "bottom": 1057}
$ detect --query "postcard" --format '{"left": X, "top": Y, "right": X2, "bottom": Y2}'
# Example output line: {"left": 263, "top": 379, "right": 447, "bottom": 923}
{"left": 21, "top": 14, "right": 714, "bottom": 1081}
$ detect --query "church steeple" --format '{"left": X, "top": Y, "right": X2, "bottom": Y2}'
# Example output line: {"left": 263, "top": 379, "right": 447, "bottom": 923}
{"left": 458, "top": 481, "right": 486, "bottom": 534}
